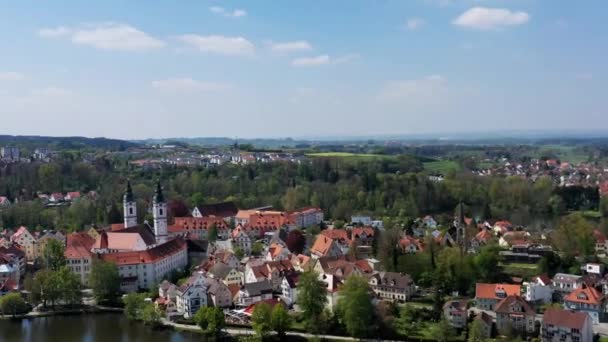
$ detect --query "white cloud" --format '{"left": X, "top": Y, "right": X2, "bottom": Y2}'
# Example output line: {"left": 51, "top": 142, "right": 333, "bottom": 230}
{"left": 38, "top": 23, "right": 165, "bottom": 51}
{"left": 177, "top": 34, "right": 255, "bottom": 56}
{"left": 0, "top": 72, "right": 25, "bottom": 81}
{"left": 292, "top": 55, "right": 330, "bottom": 67}
{"left": 377, "top": 75, "right": 447, "bottom": 103}
{"left": 209, "top": 6, "right": 247, "bottom": 18}
{"left": 151, "top": 78, "right": 231, "bottom": 92}
{"left": 291, "top": 54, "right": 358, "bottom": 67}
{"left": 270, "top": 41, "right": 313, "bottom": 53}
{"left": 406, "top": 18, "right": 426, "bottom": 31}
{"left": 453, "top": 7, "right": 530, "bottom": 30}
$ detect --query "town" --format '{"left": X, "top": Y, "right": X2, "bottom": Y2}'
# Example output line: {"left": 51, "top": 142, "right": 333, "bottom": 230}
{"left": 1, "top": 138, "right": 608, "bottom": 342}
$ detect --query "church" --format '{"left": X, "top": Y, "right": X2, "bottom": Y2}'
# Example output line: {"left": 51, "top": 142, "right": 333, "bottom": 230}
{"left": 92, "top": 180, "right": 188, "bottom": 292}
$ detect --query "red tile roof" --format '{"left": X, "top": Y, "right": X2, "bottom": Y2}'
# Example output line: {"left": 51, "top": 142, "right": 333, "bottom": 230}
{"left": 543, "top": 308, "right": 590, "bottom": 330}
{"left": 475, "top": 283, "right": 521, "bottom": 300}
{"left": 170, "top": 217, "right": 228, "bottom": 233}
{"left": 65, "top": 232, "right": 96, "bottom": 259}
{"left": 101, "top": 238, "right": 186, "bottom": 265}
{"left": 494, "top": 295, "right": 534, "bottom": 315}
{"left": 311, "top": 235, "right": 336, "bottom": 257}
{"left": 564, "top": 286, "right": 604, "bottom": 305}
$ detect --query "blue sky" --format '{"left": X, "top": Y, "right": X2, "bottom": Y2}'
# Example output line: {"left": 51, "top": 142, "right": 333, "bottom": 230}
{"left": 0, "top": 0, "right": 606, "bottom": 139}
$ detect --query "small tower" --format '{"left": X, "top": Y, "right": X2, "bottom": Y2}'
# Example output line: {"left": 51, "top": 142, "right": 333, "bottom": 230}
{"left": 123, "top": 180, "right": 138, "bottom": 228}
{"left": 153, "top": 180, "right": 168, "bottom": 244}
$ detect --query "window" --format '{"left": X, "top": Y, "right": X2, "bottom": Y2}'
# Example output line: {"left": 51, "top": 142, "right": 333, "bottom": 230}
{"left": 129, "top": 208, "right": 133, "bottom": 215}
{"left": 160, "top": 209, "right": 163, "bottom": 216}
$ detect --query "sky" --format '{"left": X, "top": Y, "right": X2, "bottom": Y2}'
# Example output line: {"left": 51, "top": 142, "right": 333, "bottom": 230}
{"left": 0, "top": 0, "right": 606, "bottom": 140}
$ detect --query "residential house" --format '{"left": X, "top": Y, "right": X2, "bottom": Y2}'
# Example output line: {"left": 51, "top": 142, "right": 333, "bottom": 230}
{"left": 475, "top": 283, "right": 522, "bottom": 310}
{"left": 541, "top": 308, "right": 593, "bottom": 342}
{"left": 553, "top": 273, "right": 583, "bottom": 295}
{"left": 0, "top": 196, "right": 11, "bottom": 208}
{"left": 64, "top": 232, "right": 96, "bottom": 285}
{"left": 563, "top": 285, "right": 605, "bottom": 324}
{"left": 246, "top": 260, "right": 295, "bottom": 291}
{"left": 368, "top": 272, "right": 415, "bottom": 302}
{"left": 0, "top": 254, "right": 19, "bottom": 284}
{"left": 494, "top": 295, "right": 535, "bottom": 335}
{"left": 281, "top": 273, "right": 299, "bottom": 307}
{"left": 310, "top": 234, "right": 343, "bottom": 259}
{"left": 351, "top": 215, "right": 372, "bottom": 226}
{"left": 266, "top": 242, "right": 290, "bottom": 262}
{"left": 176, "top": 273, "right": 208, "bottom": 318}
{"left": 399, "top": 236, "right": 423, "bottom": 254}
{"left": 0, "top": 245, "right": 25, "bottom": 276}
{"left": 351, "top": 227, "right": 375, "bottom": 257}
{"left": 37, "top": 230, "right": 66, "bottom": 257}
{"left": 10, "top": 226, "right": 38, "bottom": 261}
{"left": 49, "top": 192, "right": 64, "bottom": 203}
{"left": 65, "top": 191, "right": 81, "bottom": 201}
{"left": 291, "top": 254, "right": 312, "bottom": 272}
{"left": 320, "top": 229, "right": 351, "bottom": 255}
{"left": 473, "top": 312, "right": 493, "bottom": 339}
{"left": 236, "top": 280, "right": 273, "bottom": 307}
{"left": 208, "top": 263, "right": 243, "bottom": 286}
{"left": 443, "top": 300, "right": 468, "bottom": 328}
{"left": 288, "top": 207, "right": 324, "bottom": 228}
{"left": 523, "top": 275, "right": 554, "bottom": 305}
{"left": 206, "top": 277, "right": 233, "bottom": 308}
{"left": 231, "top": 225, "right": 252, "bottom": 256}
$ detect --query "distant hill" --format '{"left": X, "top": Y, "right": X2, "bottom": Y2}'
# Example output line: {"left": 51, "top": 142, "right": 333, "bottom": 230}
{"left": 0, "top": 135, "right": 138, "bottom": 151}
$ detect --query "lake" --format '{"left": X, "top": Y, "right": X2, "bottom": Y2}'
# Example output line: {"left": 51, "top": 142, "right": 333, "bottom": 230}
{"left": 0, "top": 313, "right": 205, "bottom": 342}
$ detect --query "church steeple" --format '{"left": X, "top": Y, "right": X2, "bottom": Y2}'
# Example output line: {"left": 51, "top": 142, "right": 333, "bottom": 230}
{"left": 152, "top": 179, "right": 168, "bottom": 244}
{"left": 123, "top": 180, "right": 137, "bottom": 228}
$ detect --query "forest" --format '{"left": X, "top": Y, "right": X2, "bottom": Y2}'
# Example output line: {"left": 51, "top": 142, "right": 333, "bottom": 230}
{"left": 1, "top": 150, "right": 606, "bottom": 233}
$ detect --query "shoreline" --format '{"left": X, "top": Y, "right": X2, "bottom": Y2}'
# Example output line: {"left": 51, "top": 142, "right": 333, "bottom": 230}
{"left": 0, "top": 305, "right": 123, "bottom": 320}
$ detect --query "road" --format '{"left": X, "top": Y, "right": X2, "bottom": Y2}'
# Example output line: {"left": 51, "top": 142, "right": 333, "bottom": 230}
{"left": 161, "top": 318, "right": 401, "bottom": 341}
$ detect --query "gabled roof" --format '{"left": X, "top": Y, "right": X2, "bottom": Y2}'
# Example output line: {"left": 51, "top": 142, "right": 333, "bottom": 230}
{"left": 543, "top": 308, "right": 590, "bottom": 330}
{"left": 311, "top": 234, "right": 337, "bottom": 257}
{"left": 371, "top": 272, "right": 413, "bottom": 289}
{"left": 65, "top": 232, "right": 96, "bottom": 259}
{"left": 209, "top": 262, "right": 234, "bottom": 279}
{"left": 564, "top": 286, "right": 604, "bottom": 305}
{"left": 534, "top": 275, "right": 552, "bottom": 286}
{"left": 494, "top": 295, "right": 534, "bottom": 315}
{"left": 242, "top": 280, "right": 273, "bottom": 296}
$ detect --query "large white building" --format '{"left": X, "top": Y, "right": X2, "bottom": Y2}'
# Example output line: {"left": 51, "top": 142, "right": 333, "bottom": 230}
{"left": 66, "top": 180, "right": 188, "bottom": 291}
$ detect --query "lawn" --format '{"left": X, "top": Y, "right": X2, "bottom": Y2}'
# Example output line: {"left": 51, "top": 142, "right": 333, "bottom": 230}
{"left": 306, "top": 152, "right": 394, "bottom": 160}
{"left": 423, "top": 160, "right": 461, "bottom": 173}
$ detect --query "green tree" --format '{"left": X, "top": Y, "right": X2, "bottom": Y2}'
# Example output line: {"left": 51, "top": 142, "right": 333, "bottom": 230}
{"left": 89, "top": 260, "right": 121, "bottom": 304}
{"left": 468, "top": 319, "right": 487, "bottom": 342}
{"left": 56, "top": 266, "right": 82, "bottom": 305}
{"left": 297, "top": 271, "right": 327, "bottom": 332}
{"left": 141, "top": 303, "right": 162, "bottom": 328}
{"left": 271, "top": 303, "right": 292, "bottom": 337}
{"left": 123, "top": 293, "right": 147, "bottom": 320}
{"left": 600, "top": 196, "right": 608, "bottom": 218}
{"left": 194, "top": 306, "right": 226, "bottom": 338}
{"left": 474, "top": 244, "right": 501, "bottom": 283}
{"left": 252, "top": 302, "right": 273, "bottom": 338}
{"left": 42, "top": 239, "right": 66, "bottom": 271}
{"left": 0, "top": 293, "right": 29, "bottom": 317}
{"left": 554, "top": 213, "right": 594, "bottom": 256}
{"left": 395, "top": 304, "right": 417, "bottom": 336}
{"left": 234, "top": 247, "right": 245, "bottom": 259}
{"left": 337, "top": 275, "right": 376, "bottom": 338}
{"left": 208, "top": 223, "right": 218, "bottom": 243}
{"left": 430, "top": 318, "right": 455, "bottom": 342}
{"left": 251, "top": 242, "right": 264, "bottom": 256}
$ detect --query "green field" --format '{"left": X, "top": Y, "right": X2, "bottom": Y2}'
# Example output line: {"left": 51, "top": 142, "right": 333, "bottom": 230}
{"left": 306, "top": 152, "right": 394, "bottom": 160}
{"left": 537, "top": 145, "right": 590, "bottom": 164}
{"left": 423, "top": 160, "right": 460, "bottom": 173}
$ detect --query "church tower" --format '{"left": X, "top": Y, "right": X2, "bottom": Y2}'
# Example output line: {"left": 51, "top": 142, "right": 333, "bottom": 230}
{"left": 153, "top": 180, "right": 168, "bottom": 244}
{"left": 123, "top": 180, "right": 138, "bottom": 228}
